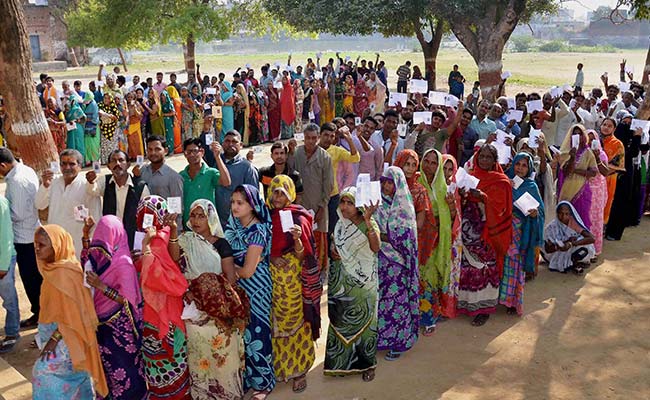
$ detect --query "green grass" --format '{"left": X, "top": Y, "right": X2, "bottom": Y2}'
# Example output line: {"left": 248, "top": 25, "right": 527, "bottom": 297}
{"left": 39, "top": 48, "right": 647, "bottom": 94}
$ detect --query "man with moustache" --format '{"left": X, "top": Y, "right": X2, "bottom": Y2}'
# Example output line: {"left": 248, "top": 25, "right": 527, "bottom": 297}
{"left": 35, "top": 149, "right": 101, "bottom": 258}
{"left": 86, "top": 149, "right": 150, "bottom": 248}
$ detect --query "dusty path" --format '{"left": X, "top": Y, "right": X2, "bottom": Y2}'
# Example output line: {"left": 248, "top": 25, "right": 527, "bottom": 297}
{"left": 1, "top": 149, "right": 649, "bottom": 399}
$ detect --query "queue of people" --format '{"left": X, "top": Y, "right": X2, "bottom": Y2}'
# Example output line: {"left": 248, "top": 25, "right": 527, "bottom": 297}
{"left": 0, "top": 54, "right": 646, "bottom": 400}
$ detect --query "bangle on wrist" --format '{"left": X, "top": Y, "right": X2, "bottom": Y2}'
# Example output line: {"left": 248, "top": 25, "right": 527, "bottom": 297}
{"left": 169, "top": 237, "right": 178, "bottom": 243}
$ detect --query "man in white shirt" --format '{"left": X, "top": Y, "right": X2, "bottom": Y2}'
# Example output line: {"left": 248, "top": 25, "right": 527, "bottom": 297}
{"left": 0, "top": 148, "right": 42, "bottom": 328}
{"left": 35, "top": 149, "right": 101, "bottom": 258}
{"left": 370, "top": 109, "right": 404, "bottom": 164}
{"left": 86, "top": 150, "right": 150, "bottom": 248}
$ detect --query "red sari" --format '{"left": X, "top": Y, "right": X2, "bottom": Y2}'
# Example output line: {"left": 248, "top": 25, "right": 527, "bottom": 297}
{"left": 280, "top": 81, "right": 296, "bottom": 129}
{"left": 266, "top": 87, "right": 281, "bottom": 140}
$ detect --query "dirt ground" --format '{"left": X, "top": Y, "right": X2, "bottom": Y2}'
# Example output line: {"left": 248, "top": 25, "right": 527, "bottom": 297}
{"left": 1, "top": 150, "right": 649, "bottom": 400}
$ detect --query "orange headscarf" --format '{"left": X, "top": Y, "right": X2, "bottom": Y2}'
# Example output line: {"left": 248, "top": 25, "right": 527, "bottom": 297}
{"left": 468, "top": 145, "right": 513, "bottom": 277}
{"left": 36, "top": 225, "right": 108, "bottom": 397}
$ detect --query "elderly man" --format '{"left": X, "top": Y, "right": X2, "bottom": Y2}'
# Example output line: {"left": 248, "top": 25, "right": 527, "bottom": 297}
{"left": 35, "top": 149, "right": 101, "bottom": 257}
{"left": 294, "top": 123, "right": 334, "bottom": 271}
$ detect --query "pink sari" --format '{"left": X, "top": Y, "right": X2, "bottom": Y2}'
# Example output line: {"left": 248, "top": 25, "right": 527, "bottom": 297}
{"left": 588, "top": 149, "right": 608, "bottom": 255}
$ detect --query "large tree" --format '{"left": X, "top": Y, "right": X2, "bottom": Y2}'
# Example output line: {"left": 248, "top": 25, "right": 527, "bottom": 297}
{"left": 0, "top": 0, "right": 59, "bottom": 171}
{"left": 265, "top": 0, "right": 446, "bottom": 90}
{"left": 438, "top": 0, "right": 557, "bottom": 100}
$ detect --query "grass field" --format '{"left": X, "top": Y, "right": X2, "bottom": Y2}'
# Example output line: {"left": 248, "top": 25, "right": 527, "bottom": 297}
{"left": 39, "top": 48, "right": 647, "bottom": 94}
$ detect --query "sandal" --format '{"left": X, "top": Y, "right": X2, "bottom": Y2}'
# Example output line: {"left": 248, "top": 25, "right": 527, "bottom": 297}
{"left": 30, "top": 339, "right": 38, "bottom": 349}
{"left": 471, "top": 314, "right": 490, "bottom": 326}
{"left": 292, "top": 375, "right": 307, "bottom": 393}
{"left": 0, "top": 336, "right": 19, "bottom": 354}
{"left": 422, "top": 325, "right": 435, "bottom": 336}
{"left": 362, "top": 369, "right": 375, "bottom": 382}
{"left": 506, "top": 307, "right": 517, "bottom": 315}
{"left": 251, "top": 390, "right": 270, "bottom": 400}
{"left": 573, "top": 265, "right": 584, "bottom": 275}
{"left": 384, "top": 350, "right": 402, "bottom": 361}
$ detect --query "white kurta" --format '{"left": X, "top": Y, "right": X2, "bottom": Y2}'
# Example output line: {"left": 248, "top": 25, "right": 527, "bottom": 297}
{"left": 35, "top": 174, "right": 101, "bottom": 258}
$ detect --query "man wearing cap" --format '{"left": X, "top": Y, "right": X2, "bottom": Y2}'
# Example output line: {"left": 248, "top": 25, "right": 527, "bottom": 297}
{"left": 405, "top": 102, "right": 463, "bottom": 158}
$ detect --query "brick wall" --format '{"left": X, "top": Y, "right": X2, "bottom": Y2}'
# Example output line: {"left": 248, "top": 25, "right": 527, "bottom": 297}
{"left": 23, "top": 2, "right": 68, "bottom": 62}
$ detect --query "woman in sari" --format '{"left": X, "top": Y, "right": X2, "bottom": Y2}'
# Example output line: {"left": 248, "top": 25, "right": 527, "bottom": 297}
{"left": 168, "top": 199, "right": 248, "bottom": 400}
{"left": 146, "top": 88, "right": 165, "bottom": 137}
{"left": 515, "top": 133, "right": 555, "bottom": 225}
{"left": 459, "top": 144, "right": 512, "bottom": 326}
{"left": 180, "top": 87, "right": 196, "bottom": 141}
{"left": 82, "top": 92, "right": 101, "bottom": 165}
{"left": 45, "top": 97, "right": 67, "bottom": 154}
{"left": 375, "top": 166, "right": 419, "bottom": 361}
{"left": 235, "top": 84, "right": 250, "bottom": 145}
{"left": 280, "top": 76, "right": 296, "bottom": 139}
{"left": 80, "top": 216, "right": 147, "bottom": 399}
{"left": 310, "top": 80, "right": 321, "bottom": 125}
{"left": 266, "top": 175, "right": 320, "bottom": 393}
{"left": 368, "top": 72, "right": 386, "bottom": 114}
{"left": 98, "top": 93, "right": 120, "bottom": 164}
{"left": 166, "top": 86, "right": 183, "bottom": 154}
{"left": 190, "top": 85, "right": 204, "bottom": 138}
{"left": 302, "top": 80, "right": 313, "bottom": 123}
{"left": 343, "top": 75, "right": 355, "bottom": 114}
{"left": 334, "top": 77, "right": 345, "bottom": 118}
{"left": 136, "top": 196, "right": 191, "bottom": 400}
{"left": 557, "top": 124, "right": 598, "bottom": 228}
{"left": 248, "top": 87, "right": 263, "bottom": 145}
{"left": 586, "top": 130, "right": 609, "bottom": 257}
{"left": 324, "top": 186, "right": 380, "bottom": 381}
{"left": 353, "top": 78, "right": 369, "bottom": 118}
{"left": 32, "top": 225, "right": 109, "bottom": 399}
{"left": 219, "top": 81, "right": 235, "bottom": 141}
{"left": 417, "top": 150, "right": 457, "bottom": 324}
{"left": 125, "top": 91, "right": 145, "bottom": 160}
{"left": 501, "top": 153, "right": 544, "bottom": 316}
{"left": 224, "top": 185, "right": 275, "bottom": 399}
{"left": 114, "top": 94, "right": 128, "bottom": 154}
{"left": 65, "top": 98, "right": 87, "bottom": 163}
{"left": 160, "top": 91, "right": 177, "bottom": 156}
{"left": 318, "top": 79, "right": 332, "bottom": 125}
{"left": 293, "top": 79, "right": 304, "bottom": 133}
{"left": 265, "top": 81, "right": 281, "bottom": 141}
{"left": 601, "top": 117, "right": 625, "bottom": 225}
{"left": 544, "top": 201, "right": 595, "bottom": 274}
{"left": 393, "top": 150, "right": 437, "bottom": 334}
{"left": 605, "top": 115, "right": 641, "bottom": 241}
{"left": 441, "top": 155, "right": 462, "bottom": 319}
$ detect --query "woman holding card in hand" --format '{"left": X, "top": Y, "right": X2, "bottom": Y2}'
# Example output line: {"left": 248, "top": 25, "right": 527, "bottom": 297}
{"left": 557, "top": 124, "right": 597, "bottom": 229}
{"left": 501, "top": 153, "right": 544, "bottom": 315}
{"left": 266, "top": 175, "right": 320, "bottom": 393}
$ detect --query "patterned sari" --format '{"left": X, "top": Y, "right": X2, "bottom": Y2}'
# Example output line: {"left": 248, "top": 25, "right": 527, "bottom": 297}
{"left": 375, "top": 167, "right": 419, "bottom": 352}
{"left": 441, "top": 155, "right": 462, "bottom": 319}
{"left": 324, "top": 187, "right": 379, "bottom": 376}
{"left": 266, "top": 175, "right": 320, "bottom": 381}
{"left": 588, "top": 143, "right": 608, "bottom": 255}
{"left": 80, "top": 216, "right": 147, "bottom": 399}
{"left": 224, "top": 185, "right": 276, "bottom": 393}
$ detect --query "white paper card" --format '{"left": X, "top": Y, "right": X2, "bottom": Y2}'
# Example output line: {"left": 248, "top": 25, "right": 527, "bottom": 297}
{"left": 355, "top": 117, "right": 362, "bottom": 126}
{"left": 528, "top": 129, "right": 542, "bottom": 149}
{"left": 455, "top": 167, "right": 480, "bottom": 190}
{"left": 308, "top": 111, "right": 315, "bottom": 120}
{"left": 136, "top": 155, "right": 145, "bottom": 167}
{"left": 142, "top": 214, "right": 154, "bottom": 229}
{"left": 496, "top": 129, "right": 508, "bottom": 144}
{"left": 445, "top": 94, "right": 459, "bottom": 107}
{"left": 383, "top": 162, "right": 389, "bottom": 172}
{"left": 631, "top": 119, "right": 650, "bottom": 133}
{"left": 413, "top": 112, "right": 432, "bottom": 125}
{"left": 295, "top": 133, "right": 304, "bottom": 141}
{"left": 205, "top": 133, "right": 213, "bottom": 146}
{"left": 314, "top": 71, "right": 323, "bottom": 80}
{"left": 550, "top": 87, "right": 562, "bottom": 98}
{"left": 92, "top": 161, "right": 101, "bottom": 174}
{"left": 356, "top": 181, "right": 381, "bottom": 207}
{"left": 213, "top": 106, "right": 222, "bottom": 118}
{"left": 526, "top": 100, "right": 543, "bottom": 113}
{"left": 83, "top": 261, "right": 93, "bottom": 289}
{"left": 397, "top": 124, "right": 408, "bottom": 137}
{"left": 562, "top": 84, "right": 573, "bottom": 92}
{"left": 74, "top": 205, "right": 88, "bottom": 222}
{"left": 625, "top": 65, "right": 634, "bottom": 74}
{"left": 95, "top": 80, "right": 105, "bottom": 87}
{"left": 278, "top": 209, "right": 295, "bottom": 233}
{"left": 591, "top": 139, "right": 601, "bottom": 150}
{"left": 494, "top": 142, "right": 512, "bottom": 164}
{"left": 447, "top": 182, "right": 457, "bottom": 194}
{"left": 205, "top": 87, "right": 217, "bottom": 95}
{"left": 618, "top": 82, "right": 631, "bottom": 92}
{"left": 388, "top": 92, "right": 408, "bottom": 107}
{"left": 274, "top": 81, "right": 283, "bottom": 89}
{"left": 428, "top": 91, "right": 447, "bottom": 106}
{"left": 501, "top": 71, "right": 511, "bottom": 80}
{"left": 316, "top": 52, "right": 323, "bottom": 59}
{"left": 514, "top": 192, "right": 540, "bottom": 216}
{"left": 506, "top": 98, "right": 516, "bottom": 110}
{"left": 133, "top": 231, "right": 145, "bottom": 251}
{"left": 66, "top": 122, "right": 76, "bottom": 132}
{"left": 167, "top": 197, "right": 182, "bottom": 214}
{"left": 643, "top": 132, "right": 650, "bottom": 145}
{"left": 50, "top": 161, "right": 60, "bottom": 173}
{"left": 409, "top": 79, "right": 428, "bottom": 94}
{"left": 571, "top": 135, "right": 580, "bottom": 149}
{"left": 203, "top": 103, "right": 211, "bottom": 110}
{"left": 506, "top": 109, "right": 523, "bottom": 122}
{"left": 181, "top": 301, "right": 201, "bottom": 321}
{"left": 254, "top": 146, "right": 263, "bottom": 153}
{"left": 356, "top": 173, "right": 371, "bottom": 187}
{"left": 512, "top": 175, "right": 524, "bottom": 190}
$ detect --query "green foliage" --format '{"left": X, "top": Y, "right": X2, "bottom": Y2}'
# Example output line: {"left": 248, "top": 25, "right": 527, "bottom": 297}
{"left": 510, "top": 35, "right": 535, "bottom": 52}
{"left": 537, "top": 39, "right": 565, "bottom": 52}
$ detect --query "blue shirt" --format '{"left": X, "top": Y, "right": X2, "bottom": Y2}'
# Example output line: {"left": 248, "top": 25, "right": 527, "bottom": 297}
{"left": 469, "top": 116, "right": 498, "bottom": 140}
{"left": 215, "top": 154, "right": 259, "bottom": 224}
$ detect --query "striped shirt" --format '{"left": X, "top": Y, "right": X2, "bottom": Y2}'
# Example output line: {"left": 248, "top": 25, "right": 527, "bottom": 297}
{"left": 397, "top": 65, "right": 411, "bottom": 82}
{"left": 4, "top": 162, "right": 40, "bottom": 244}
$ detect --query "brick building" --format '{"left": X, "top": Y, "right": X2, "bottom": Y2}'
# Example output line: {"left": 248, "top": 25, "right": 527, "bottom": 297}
{"left": 23, "top": 0, "right": 68, "bottom": 62}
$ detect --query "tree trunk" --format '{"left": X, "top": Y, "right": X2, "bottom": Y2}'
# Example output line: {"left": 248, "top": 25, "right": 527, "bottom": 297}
{"left": 68, "top": 47, "right": 79, "bottom": 67}
{"left": 182, "top": 34, "right": 196, "bottom": 77}
{"left": 448, "top": 0, "right": 523, "bottom": 101}
{"left": 117, "top": 48, "right": 128, "bottom": 72}
{"left": 643, "top": 40, "right": 650, "bottom": 85}
{"left": 0, "top": 0, "right": 58, "bottom": 171}
{"left": 415, "top": 19, "right": 444, "bottom": 91}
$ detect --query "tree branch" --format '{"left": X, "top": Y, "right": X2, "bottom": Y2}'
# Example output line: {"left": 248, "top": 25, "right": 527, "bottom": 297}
{"left": 449, "top": 18, "right": 480, "bottom": 62}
